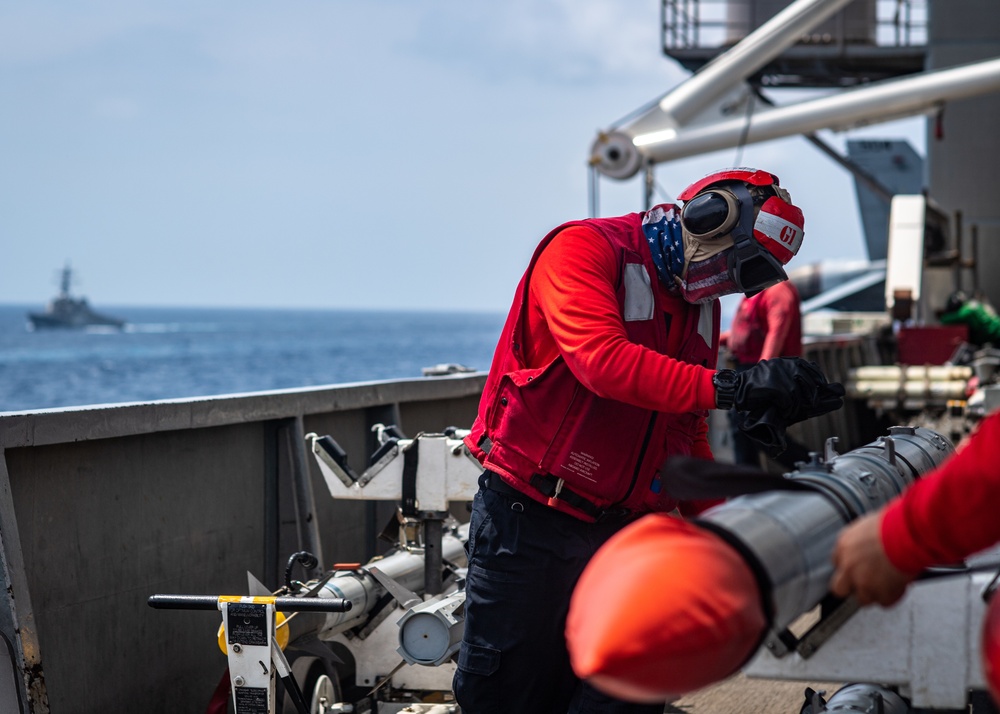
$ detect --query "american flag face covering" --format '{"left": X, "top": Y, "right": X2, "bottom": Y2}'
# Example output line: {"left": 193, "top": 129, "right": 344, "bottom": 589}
{"left": 642, "top": 204, "right": 685, "bottom": 292}
{"left": 676, "top": 247, "right": 740, "bottom": 304}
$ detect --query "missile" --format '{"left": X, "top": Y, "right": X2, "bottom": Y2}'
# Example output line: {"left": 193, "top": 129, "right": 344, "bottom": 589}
{"left": 567, "top": 514, "right": 767, "bottom": 702}
{"left": 803, "top": 683, "right": 909, "bottom": 714}
{"left": 566, "top": 426, "right": 954, "bottom": 702}
{"left": 302, "top": 522, "right": 468, "bottom": 639}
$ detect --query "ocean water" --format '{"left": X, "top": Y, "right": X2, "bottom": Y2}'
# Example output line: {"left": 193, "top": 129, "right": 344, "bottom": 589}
{"left": 0, "top": 305, "right": 506, "bottom": 413}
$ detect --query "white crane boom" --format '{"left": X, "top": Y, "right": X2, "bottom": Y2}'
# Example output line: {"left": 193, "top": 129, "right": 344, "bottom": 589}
{"left": 590, "top": 0, "right": 1000, "bottom": 180}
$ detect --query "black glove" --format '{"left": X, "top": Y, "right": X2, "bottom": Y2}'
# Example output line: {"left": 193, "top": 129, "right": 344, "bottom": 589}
{"left": 734, "top": 406, "right": 792, "bottom": 457}
{"left": 730, "top": 357, "right": 845, "bottom": 426}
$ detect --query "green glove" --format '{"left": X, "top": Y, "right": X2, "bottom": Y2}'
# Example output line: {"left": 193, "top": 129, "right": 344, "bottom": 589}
{"left": 940, "top": 299, "right": 1000, "bottom": 345}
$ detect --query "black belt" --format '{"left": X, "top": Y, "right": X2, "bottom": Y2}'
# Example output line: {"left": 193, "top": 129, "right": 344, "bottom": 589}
{"left": 484, "top": 471, "right": 632, "bottom": 523}
{"left": 483, "top": 472, "right": 526, "bottom": 499}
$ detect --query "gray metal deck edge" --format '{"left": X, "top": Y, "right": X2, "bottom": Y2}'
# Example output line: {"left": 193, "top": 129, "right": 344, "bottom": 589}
{"left": 0, "top": 372, "right": 488, "bottom": 449}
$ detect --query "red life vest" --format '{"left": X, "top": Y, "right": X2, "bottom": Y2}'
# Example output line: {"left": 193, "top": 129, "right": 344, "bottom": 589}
{"left": 466, "top": 209, "right": 719, "bottom": 522}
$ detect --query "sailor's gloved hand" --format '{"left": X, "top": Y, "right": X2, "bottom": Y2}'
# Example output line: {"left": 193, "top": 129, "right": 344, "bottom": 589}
{"left": 734, "top": 407, "right": 791, "bottom": 457}
{"left": 738, "top": 357, "right": 844, "bottom": 423}
{"left": 714, "top": 358, "right": 843, "bottom": 457}
{"left": 715, "top": 357, "right": 845, "bottom": 425}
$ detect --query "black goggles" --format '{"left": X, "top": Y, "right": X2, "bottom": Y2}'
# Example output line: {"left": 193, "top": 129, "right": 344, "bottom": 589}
{"left": 679, "top": 189, "right": 741, "bottom": 239}
{"left": 681, "top": 181, "right": 787, "bottom": 297}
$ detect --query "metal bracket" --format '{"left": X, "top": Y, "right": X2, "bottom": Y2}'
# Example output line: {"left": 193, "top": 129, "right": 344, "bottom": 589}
{"left": 761, "top": 596, "right": 861, "bottom": 660}
{"left": 795, "top": 597, "right": 861, "bottom": 659}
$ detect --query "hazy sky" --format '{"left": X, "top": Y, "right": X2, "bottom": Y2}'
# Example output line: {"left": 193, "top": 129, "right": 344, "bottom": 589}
{"left": 1, "top": 1, "right": 924, "bottom": 312}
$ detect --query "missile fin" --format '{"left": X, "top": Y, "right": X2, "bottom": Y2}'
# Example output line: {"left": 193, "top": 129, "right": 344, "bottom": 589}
{"left": 369, "top": 566, "right": 422, "bottom": 609}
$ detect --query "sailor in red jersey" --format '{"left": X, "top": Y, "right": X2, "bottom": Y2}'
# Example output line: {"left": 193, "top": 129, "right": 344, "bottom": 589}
{"left": 453, "top": 167, "right": 844, "bottom": 714}
{"left": 831, "top": 411, "right": 1000, "bottom": 703}
{"left": 727, "top": 281, "right": 802, "bottom": 365}
{"left": 727, "top": 279, "right": 803, "bottom": 363}
{"left": 832, "top": 411, "right": 1000, "bottom": 606}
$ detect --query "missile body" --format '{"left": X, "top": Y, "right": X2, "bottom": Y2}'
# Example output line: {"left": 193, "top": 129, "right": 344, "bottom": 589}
{"left": 280, "top": 522, "right": 468, "bottom": 659}
{"left": 308, "top": 522, "right": 468, "bottom": 638}
{"left": 567, "top": 427, "right": 954, "bottom": 702}
{"left": 701, "top": 426, "right": 952, "bottom": 633}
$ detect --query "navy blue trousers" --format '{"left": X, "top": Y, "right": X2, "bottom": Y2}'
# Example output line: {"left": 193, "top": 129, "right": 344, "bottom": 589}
{"left": 453, "top": 472, "right": 666, "bottom": 714}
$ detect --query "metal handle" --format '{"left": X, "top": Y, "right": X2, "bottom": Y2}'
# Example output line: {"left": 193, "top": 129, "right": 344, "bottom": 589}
{"left": 147, "top": 594, "right": 352, "bottom": 612}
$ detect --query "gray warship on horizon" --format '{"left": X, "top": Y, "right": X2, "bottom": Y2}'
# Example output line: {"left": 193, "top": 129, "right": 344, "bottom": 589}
{"left": 27, "top": 264, "right": 125, "bottom": 330}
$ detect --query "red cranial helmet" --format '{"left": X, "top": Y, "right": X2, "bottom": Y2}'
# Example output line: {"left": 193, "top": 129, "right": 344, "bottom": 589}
{"left": 678, "top": 168, "right": 805, "bottom": 297}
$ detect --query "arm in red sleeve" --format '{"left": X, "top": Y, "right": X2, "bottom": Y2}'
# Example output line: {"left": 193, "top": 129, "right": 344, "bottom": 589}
{"left": 528, "top": 226, "right": 717, "bottom": 414}
{"left": 758, "top": 282, "right": 798, "bottom": 360}
{"left": 881, "top": 413, "right": 1000, "bottom": 574}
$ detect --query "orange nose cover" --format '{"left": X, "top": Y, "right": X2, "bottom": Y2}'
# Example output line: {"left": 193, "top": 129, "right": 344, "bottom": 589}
{"left": 566, "top": 514, "right": 767, "bottom": 702}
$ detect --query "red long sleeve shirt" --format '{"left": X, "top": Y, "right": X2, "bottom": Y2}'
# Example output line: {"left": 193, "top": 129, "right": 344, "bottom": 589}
{"left": 881, "top": 412, "right": 1000, "bottom": 573}
{"left": 524, "top": 225, "right": 719, "bottom": 462}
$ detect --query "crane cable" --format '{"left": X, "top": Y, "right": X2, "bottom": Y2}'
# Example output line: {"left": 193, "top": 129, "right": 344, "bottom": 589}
{"left": 590, "top": 88, "right": 676, "bottom": 218}
{"left": 588, "top": 164, "right": 600, "bottom": 218}
{"left": 733, "top": 87, "right": 757, "bottom": 167}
